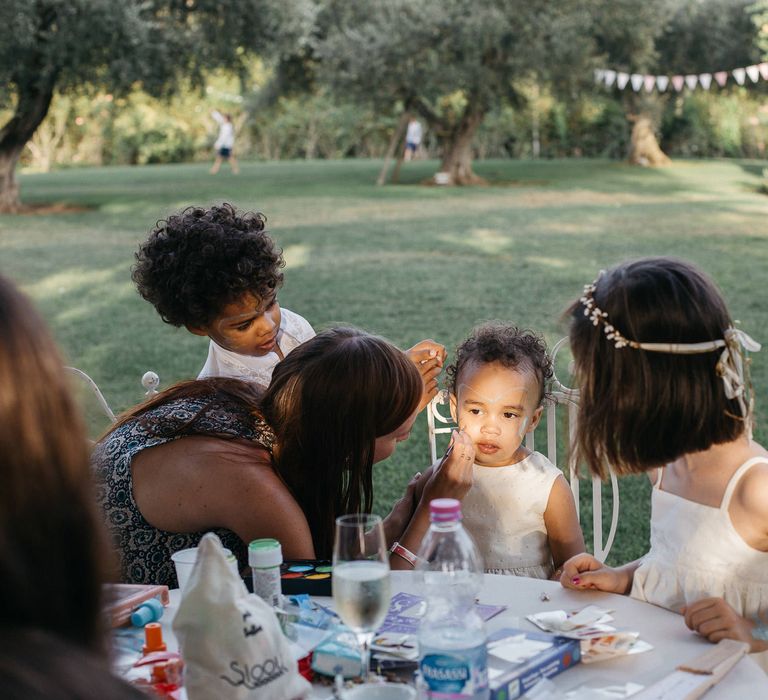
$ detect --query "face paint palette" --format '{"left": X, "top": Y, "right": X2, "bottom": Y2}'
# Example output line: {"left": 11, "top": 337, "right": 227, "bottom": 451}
{"left": 279, "top": 560, "right": 333, "bottom": 596}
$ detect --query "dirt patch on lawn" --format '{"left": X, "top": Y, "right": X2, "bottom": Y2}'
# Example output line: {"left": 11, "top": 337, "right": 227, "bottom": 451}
{"left": 12, "top": 202, "right": 95, "bottom": 215}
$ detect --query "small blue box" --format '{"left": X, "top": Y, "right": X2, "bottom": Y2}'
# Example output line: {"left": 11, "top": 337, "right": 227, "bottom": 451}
{"left": 311, "top": 626, "right": 364, "bottom": 679}
{"left": 486, "top": 628, "right": 581, "bottom": 700}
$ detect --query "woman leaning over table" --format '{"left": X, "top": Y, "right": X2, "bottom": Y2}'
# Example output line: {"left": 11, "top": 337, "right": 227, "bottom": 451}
{"left": 93, "top": 326, "right": 475, "bottom": 587}
{"left": 558, "top": 258, "right": 768, "bottom": 669}
{"left": 0, "top": 274, "right": 143, "bottom": 699}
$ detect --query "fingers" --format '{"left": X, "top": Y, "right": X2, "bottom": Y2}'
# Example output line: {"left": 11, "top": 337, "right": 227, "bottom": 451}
{"left": 407, "top": 339, "right": 447, "bottom": 365}
{"left": 683, "top": 598, "right": 724, "bottom": 631}
{"left": 559, "top": 554, "right": 613, "bottom": 592}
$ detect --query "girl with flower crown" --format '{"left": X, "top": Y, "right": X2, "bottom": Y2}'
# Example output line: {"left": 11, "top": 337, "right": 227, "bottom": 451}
{"left": 558, "top": 257, "right": 768, "bottom": 668}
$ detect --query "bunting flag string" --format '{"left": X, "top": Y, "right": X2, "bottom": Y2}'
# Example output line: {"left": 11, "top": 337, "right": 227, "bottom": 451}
{"left": 594, "top": 62, "right": 768, "bottom": 93}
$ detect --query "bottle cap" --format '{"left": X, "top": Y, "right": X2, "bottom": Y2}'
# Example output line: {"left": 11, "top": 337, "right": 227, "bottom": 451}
{"left": 429, "top": 498, "right": 462, "bottom": 522}
{"left": 142, "top": 622, "right": 167, "bottom": 654}
{"left": 130, "top": 598, "right": 164, "bottom": 627}
{"left": 249, "top": 538, "right": 283, "bottom": 568}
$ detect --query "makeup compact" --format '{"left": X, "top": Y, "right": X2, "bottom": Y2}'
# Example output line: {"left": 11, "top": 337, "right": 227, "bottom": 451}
{"left": 279, "top": 559, "right": 333, "bottom": 596}
{"left": 243, "top": 559, "right": 333, "bottom": 596}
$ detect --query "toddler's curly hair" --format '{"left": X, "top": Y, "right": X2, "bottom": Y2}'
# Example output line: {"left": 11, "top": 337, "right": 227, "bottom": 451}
{"left": 132, "top": 203, "right": 285, "bottom": 328}
{"left": 446, "top": 322, "right": 553, "bottom": 405}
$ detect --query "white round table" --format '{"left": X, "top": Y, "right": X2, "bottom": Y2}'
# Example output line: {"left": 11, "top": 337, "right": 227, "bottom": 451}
{"left": 151, "top": 571, "right": 767, "bottom": 698}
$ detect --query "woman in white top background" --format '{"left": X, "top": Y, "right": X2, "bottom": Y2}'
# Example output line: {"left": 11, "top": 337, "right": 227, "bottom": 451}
{"left": 210, "top": 109, "right": 239, "bottom": 174}
{"left": 560, "top": 257, "right": 768, "bottom": 668}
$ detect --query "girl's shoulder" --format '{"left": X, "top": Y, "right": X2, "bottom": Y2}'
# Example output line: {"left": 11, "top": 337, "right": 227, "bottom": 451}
{"left": 525, "top": 450, "right": 562, "bottom": 476}
{"left": 731, "top": 452, "right": 768, "bottom": 520}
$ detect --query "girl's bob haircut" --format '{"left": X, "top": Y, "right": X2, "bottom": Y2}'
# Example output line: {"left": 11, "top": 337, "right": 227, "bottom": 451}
{"left": 568, "top": 257, "right": 747, "bottom": 479}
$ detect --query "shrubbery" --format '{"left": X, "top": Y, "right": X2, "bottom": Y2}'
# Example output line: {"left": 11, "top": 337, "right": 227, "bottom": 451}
{"left": 14, "top": 83, "right": 768, "bottom": 171}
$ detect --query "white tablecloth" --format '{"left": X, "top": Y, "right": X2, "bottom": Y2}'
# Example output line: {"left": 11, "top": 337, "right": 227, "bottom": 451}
{"left": 150, "top": 571, "right": 767, "bottom": 697}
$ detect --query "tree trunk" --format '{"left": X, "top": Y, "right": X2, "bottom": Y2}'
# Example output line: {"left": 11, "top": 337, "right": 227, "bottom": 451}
{"left": 438, "top": 107, "right": 486, "bottom": 185}
{"left": 376, "top": 110, "right": 410, "bottom": 186}
{"left": 0, "top": 149, "right": 23, "bottom": 213}
{"left": 628, "top": 115, "right": 670, "bottom": 167}
{"left": 0, "top": 78, "right": 57, "bottom": 212}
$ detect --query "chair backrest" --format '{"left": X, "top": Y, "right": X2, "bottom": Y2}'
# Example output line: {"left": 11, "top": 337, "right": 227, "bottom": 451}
{"left": 426, "top": 337, "right": 620, "bottom": 562}
{"left": 65, "top": 367, "right": 160, "bottom": 438}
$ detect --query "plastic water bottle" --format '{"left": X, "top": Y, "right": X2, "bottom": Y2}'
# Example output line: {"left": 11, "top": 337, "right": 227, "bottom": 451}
{"left": 416, "top": 498, "right": 489, "bottom": 699}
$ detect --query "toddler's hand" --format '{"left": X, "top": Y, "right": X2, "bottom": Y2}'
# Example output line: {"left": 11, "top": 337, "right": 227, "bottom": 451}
{"left": 559, "top": 553, "right": 630, "bottom": 594}
{"left": 682, "top": 598, "right": 766, "bottom": 653}
{"left": 406, "top": 339, "right": 447, "bottom": 413}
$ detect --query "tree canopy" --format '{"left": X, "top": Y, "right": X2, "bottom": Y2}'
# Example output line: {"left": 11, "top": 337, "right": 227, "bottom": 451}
{"left": 314, "top": 0, "right": 604, "bottom": 183}
{"left": 0, "top": 0, "right": 312, "bottom": 211}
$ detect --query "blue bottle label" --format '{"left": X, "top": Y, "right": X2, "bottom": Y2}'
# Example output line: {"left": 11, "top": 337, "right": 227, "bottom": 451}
{"left": 420, "top": 649, "right": 488, "bottom": 698}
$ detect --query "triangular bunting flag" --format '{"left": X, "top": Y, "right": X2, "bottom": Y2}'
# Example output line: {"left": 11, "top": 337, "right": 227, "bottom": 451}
{"left": 759, "top": 63, "right": 768, "bottom": 80}
{"left": 684, "top": 74, "right": 698, "bottom": 90}
{"left": 595, "top": 68, "right": 606, "bottom": 83}
{"left": 698, "top": 74, "right": 712, "bottom": 90}
{"left": 616, "top": 72, "right": 630, "bottom": 90}
{"left": 714, "top": 71, "right": 728, "bottom": 87}
{"left": 630, "top": 73, "right": 644, "bottom": 91}
{"left": 732, "top": 67, "right": 746, "bottom": 85}
{"left": 644, "top": 75, "right": 656, "bottom": 92}
{"left": 672, "top": 75, "right": 685, "bottom": 91}
{"left": 745, "top": 65, "right": 760, "bottom": 83}
{"left": 604, "top": 69, "right": 617, "bottom": 87}
{"left": 656, "top": 76, "right": 669, "bottom": 92}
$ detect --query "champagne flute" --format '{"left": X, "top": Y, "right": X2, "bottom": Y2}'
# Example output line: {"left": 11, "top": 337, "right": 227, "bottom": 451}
{"left": 333, "top": 513, "right": 392, "bottom": 682}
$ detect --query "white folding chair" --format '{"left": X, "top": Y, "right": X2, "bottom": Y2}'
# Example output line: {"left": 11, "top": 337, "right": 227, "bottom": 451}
{"left": 65, "top": 367, "right": 161, "bottom": 433}
{"left": 426, "top": 337, "right": 620, "bottom": 562}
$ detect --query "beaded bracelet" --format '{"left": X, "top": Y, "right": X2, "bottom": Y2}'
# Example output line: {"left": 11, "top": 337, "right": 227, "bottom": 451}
{"left": 390, "top": 542, "right": 419, "bottom": 568}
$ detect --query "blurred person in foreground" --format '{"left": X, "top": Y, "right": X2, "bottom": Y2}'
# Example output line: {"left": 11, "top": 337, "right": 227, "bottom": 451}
{"left": 0, "top": 274, "right": 142, "bottom": 699}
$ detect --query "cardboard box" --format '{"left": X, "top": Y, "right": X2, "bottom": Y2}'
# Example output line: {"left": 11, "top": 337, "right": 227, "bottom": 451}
{"left": 486, "top": 628, "right": 580, "bottom": 700}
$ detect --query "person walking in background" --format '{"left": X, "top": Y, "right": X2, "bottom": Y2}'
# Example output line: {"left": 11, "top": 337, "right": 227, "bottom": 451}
{"left": 210, "top": 110, "right": 239, "bottom": 174}
{"left": 403, "top": 117, "right": 423, "bottom": 161}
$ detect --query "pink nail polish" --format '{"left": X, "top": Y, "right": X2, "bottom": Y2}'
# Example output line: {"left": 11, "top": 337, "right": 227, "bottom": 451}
{"left": 572, "top": 577, "right": 581, "bottom": 585}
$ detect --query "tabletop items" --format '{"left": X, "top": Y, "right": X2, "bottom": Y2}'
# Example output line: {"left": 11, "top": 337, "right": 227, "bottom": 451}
{"left": 527, "top": 605, "right": 653, "bottom": 664}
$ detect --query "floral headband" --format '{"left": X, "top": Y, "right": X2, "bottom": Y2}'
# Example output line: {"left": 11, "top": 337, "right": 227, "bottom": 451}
{"left": 580, "top": 271, "right": 762, "bottom": 435}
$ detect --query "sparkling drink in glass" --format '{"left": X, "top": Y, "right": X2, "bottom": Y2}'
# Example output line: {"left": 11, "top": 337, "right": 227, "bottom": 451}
{"left": 333, "top": 514, "right": 391, "bottom": 681}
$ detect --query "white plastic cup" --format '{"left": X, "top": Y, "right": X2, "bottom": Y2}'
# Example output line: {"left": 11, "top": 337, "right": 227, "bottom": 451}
{"left": 171, "top": 546, "right": 238, "bottom": 590}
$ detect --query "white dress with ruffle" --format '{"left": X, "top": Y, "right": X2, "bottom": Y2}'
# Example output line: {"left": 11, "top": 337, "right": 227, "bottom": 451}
{"left": 461, "top": 451, "right": 561, "bottom": 579}
{"left": 631, "top": 457, "right": 768, "bottom": 671}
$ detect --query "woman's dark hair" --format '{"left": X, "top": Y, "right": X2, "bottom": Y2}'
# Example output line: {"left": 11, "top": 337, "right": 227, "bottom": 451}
{"left": 567, "top": 257, "right": 744, "bottom": 479}
{"left": 132, "top": 203, "right": 285, "bottom": 328}
{"left": 261, "top": 327, "right": 423, "bottom": 557}
{"left": 446, "top": 322, "right": 553, "bottom": 405}
{"left": 105, "top": 327, "right": 422, "bottom": 559}
{"left": 0, "top": 275, "right": 110, "bottom": 652}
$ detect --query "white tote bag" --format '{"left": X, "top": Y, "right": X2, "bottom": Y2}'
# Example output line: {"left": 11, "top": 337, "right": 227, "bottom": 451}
{"left": 173, "top": 533, "right": 311, "bottom": 700}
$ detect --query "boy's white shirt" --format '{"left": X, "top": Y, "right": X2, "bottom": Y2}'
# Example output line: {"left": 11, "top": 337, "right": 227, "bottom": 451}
{"left": 197, "top": 308, "right": 315, "bottom": 388}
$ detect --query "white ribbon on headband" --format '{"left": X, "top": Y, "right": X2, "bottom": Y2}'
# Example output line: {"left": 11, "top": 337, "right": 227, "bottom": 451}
{"left": 632, "top": 327, "right": 761, "bottom": 402}
{"left": 719, "top": 328, "right": 761, "bottom": 402}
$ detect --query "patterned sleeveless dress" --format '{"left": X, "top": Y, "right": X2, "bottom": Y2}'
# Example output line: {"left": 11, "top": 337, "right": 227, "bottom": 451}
{"left": 92, "top": 394, "right": 274, "bottom": 587}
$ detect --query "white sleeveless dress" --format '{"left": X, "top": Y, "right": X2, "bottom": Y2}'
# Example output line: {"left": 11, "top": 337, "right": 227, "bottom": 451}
{"left": 461, "top": 451, "right": 561, "bottom": 579}
{"left": 631, "top": 457, "right": 768, "bottom": 671}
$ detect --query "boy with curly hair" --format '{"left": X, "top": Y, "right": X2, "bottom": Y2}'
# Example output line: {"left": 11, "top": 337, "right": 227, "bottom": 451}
{"left": 132, "top": 203, "right": 315, "bottom": 387}
{"left": 444, "top": 322, "right": 584, "bottom": 578}
{"left": 133, "top": 203, "right": 446, "bottom": 406}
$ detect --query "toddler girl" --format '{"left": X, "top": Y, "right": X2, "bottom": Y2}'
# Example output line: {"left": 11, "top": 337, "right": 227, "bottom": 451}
{"left": 559, "top": 257, "right": 768, "bottom": 667}
{"left": 445, "top": 322, "right": 585, "bottom": 579}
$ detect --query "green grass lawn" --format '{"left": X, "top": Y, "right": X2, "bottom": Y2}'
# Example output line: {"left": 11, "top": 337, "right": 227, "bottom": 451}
{"left": 2, "top": 157, "right": 767, "bottom": 566}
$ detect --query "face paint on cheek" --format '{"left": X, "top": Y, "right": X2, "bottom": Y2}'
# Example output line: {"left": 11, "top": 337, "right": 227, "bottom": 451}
{"left": 518, "top": 416, "right": 529, "bottom": 439}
